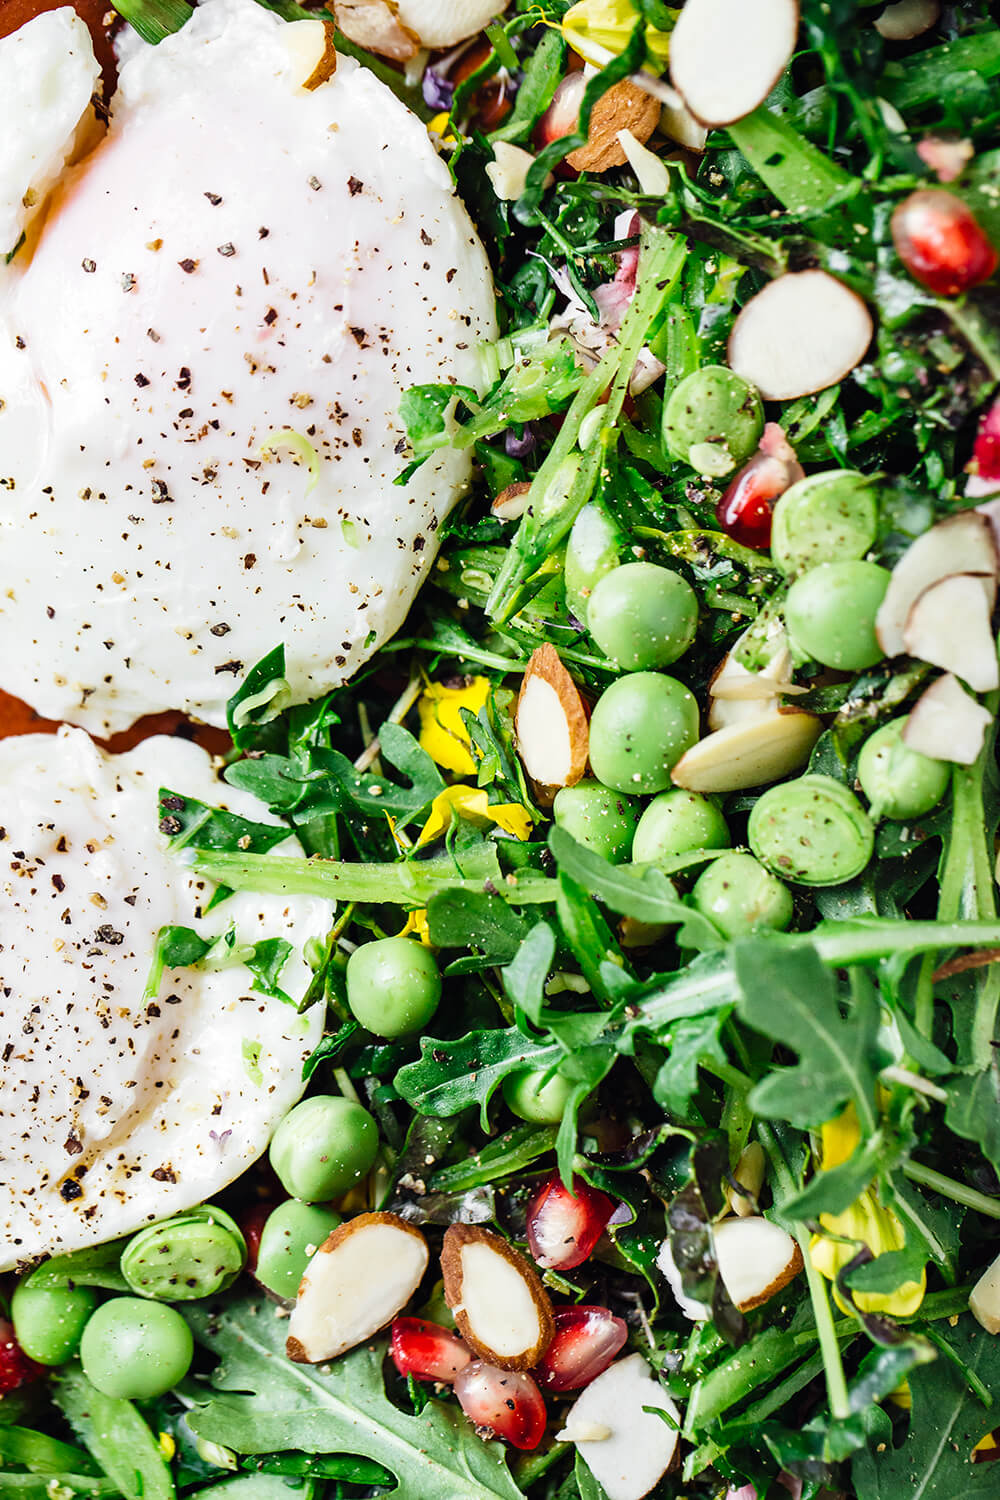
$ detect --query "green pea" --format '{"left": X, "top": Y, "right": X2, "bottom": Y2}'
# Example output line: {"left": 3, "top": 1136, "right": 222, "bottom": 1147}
{"left": 587, "top": 562, "right": 699, "bottom": 671}
{"left": 785, "top": 561, "right": 890, "bottom": 671}
{"left": 255, "top": 1200, "right": 341, "bottom": 1302}
{"left": 346, "top": 937, "right": 442, "bottom": 1037}
{"left": 269, "top": 1095, "right": 379, "bottom": 1202}
{"left": 502, "top": 1068, "right": 576, "bottom": 1124}
{"left": 771, "top": 471, "right": 879, "bottom": 577}
{"left": 662, "top": 365, "right": 764, "bottom": 477}
{"left": 552, "top": 780, "right": 642, "bottom": 863}
{"left": 748, "top": 774, "right": 875, "bottom": 886}
{"left": 80, "top": 1297, "right": 193, "bottom": 1400}
{"left": 857, "top": 717, "right": 950, "bottom": 822}
{"left": 11, "top": 1279, "right": 97, "bottom": 1366}
{"left": 120, "top": 1206, "right": 246, "bottom": 1301}
{"left": 565, "top": 503, "right": 624, "bottom": 623}
{"left": 588, "top": 672, "right": 700, "bottom": 795}
{"left": 691, "top": 852, "right": 793, "bottom": 939}
{"left": 632, "top": 790, "right": 730, "bottom": 863}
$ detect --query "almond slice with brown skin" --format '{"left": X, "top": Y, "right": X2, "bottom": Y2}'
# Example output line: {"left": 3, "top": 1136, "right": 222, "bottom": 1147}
{"left": 441, "top": 1224, "right": 555, "bottom": 1370}
{"left": 902, "top": 573, "right": 999, "bottom": 693}
{"left": 515, "top": 645, "right": 589, "bottom": 804}
{"left": 875, "top": 510, "right": 999, "bottom": 657}
{"left": 712, "top": 1216, "right": 803, "bottom": 1312}
{"left": 284, "top": 19, "right": 337, "bottom": 91}
{"left": 728, "top": 271, "right": 873, "bottom": 401}
{"left": 669, "top": 0, "right": 799, "bottom": 129}
{"left": 492, "top": 480, "right": 533, "bottom": 522}
{"left": 286, "top": 1211, "right": 429, "bottom": 1363}
{"left": 874, "top": 0, "right": 941, "bottom": 42}
{"left": 903, "top": 673, "right": 994, "bottom": 766}
{"left": 332, "top": 0, "right": 420, "bottom": 62}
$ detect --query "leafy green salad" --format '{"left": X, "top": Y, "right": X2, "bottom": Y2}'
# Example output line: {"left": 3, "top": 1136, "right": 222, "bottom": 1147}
{"left": 5, "top": 2, "right": 1000, "bottom": 1498}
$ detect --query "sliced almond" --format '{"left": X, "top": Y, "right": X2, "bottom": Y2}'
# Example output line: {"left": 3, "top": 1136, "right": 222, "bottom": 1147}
{"left": 875, "top": 510, "right": 999, "bottom": 657}
{"left": 969, "top": 1250, "right": 1000, "bottom": 1335}
{"left": 565, "top": 80, "right": 661, "bottom": 174}
{"left": 671, "top": 708, "right": 822, "bottom": 793}
{"left": 713, "top": 1216, "right": 803, "bottom": 1311}
{"left": 902, "top": 573, "right": 999, "bottom": 693}
{"left": 903, "top": 673, "right": 994, "bottom": 765}
{"left": 659, "top": 99, "right": 708, "bottom": 154}
{"left": 486, "top": 145, "right": 550, "bottom": 203}
{"left": 286, "top": 1212, "right": 428, "bottom": 1364}
{"left": 874, "top": 0, "right": 941, "bottom": 41}
{"left": 728, "top": 271, "right": 873, "bottom": 401}
{"left": 564, "top": 1354, "right": 681, "bottom": 1500}
{"left": 726, "top": 1140, "right": 766, "bottom": 1218}
{"left": 655, "top": 1238, "right": 710, "bottom": 1321}
{"left": 395, "top": 0, "right": 506, "bottom": 50}
{"left": 332, "top": 0, "right": 420, "bottom": 62}
{"left": 669, "top": 0, "right": 799, "bottom": 128}
{"left": 284, "top": 18, "right": 338, "bottom": 91}
{"left": 440, "top": 1223, "right": 554, "bottom": 1370}
{"left": 492, "top": 480, "right": 532, "bottom": 522}
{"left": 616, "top": 129, "right": 671, "bottom": 196}
{"left": 515, "top": 645, "right": 590, "bottom": 804}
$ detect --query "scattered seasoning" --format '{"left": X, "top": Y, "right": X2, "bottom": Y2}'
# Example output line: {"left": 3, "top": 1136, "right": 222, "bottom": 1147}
{"left": 217, "top": 242, "right": 236, "bottom": 257}
{"left": 178, "top": 259, "right": 199, "bottom": 274}
{"left": 81, "top": 258, "right": 96, "bottom": 273}
{"left": 308, "top": 175, "right": 322, "bottom": 191}
{"left": 263, "top": 308, "right": 278, "bottom": 325}
{"left": 177, "top": 367, "right": 192, "bottom": 391}
{"left": 204, "top": 191, "right": 223, "bottom": 205}
{"left": 121, "top": 273, "right": 136, "bottom": 292}
{"left": 134, "top": 373, "right": 150, "bottom": 388}
{"left": 348, "top": 176, "right": 364, "bottom": 195}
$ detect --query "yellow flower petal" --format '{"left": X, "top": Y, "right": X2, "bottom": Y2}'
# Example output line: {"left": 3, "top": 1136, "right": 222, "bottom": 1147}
{"left": 397, "top": 907, "right": 432, "bottom": 945}
{"left": 562, "top": 0, "right": 673, "bottom": 67}
{"left": 888, "top": 1380, "right": 911, "bottom": 1410}
{"left": 417, "top": 785, "right": 533, "bottom": 848}
{"left": 418, "top": 678, "right": 491, "bottom": 774}
{"left": 810, "top": 1190, "right": 926, "bottom": 1317}
{"left": 819, "top": 1100, "right": 862, "bottom": 1170}
{"left": 157, "top": 1433, "right": 177, "bottom": 1461}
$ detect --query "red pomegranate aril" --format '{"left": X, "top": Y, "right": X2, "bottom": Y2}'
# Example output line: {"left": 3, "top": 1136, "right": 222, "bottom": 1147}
{"left": 526, "top": 1173, "right": 616, "bottom": 1271}
{"left": 891, "top": 189, "right": 999, "bottom": 297}
{"left": 536, "top": 1305, "right": 628, "bottom": 1393}
{"left": 0, "top": 1319, "right": 40, "bottom": 1395}
{"left": 454, "top": 1361, "right": 547, "bottom": 1450}
{"left": 390, "top": 1318, "right": 471, "bottom": 1384}
{"left": 973, "top": 399, "right": 1000, "bottom": 484}
{"left": 239, "top": 1200, "right": 277, "bottom": 1275}
{"left": 716, "top": 453, "right": 791, "bottom": 550}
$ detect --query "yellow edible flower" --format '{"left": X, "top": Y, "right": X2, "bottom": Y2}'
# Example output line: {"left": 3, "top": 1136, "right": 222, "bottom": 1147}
{"left": 808, "top": 1103, "right": 926, "bottom": 1318}
{"left": 396, "top": 907, "right": 432, "bottom": 945}
{"left": 417, "top": 785, "right": 534, "bottom": 847}
{"left": 157, "top": 1433, "right": 177, "bottom": 1461}
{"left": 418, "top": 678, "right": 491, "bottom": 774}
{"left": 562, "top": 0, "right": 674, "bottom": 68}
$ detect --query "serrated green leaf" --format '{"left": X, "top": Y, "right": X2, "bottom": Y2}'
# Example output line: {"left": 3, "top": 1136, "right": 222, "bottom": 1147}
{"left": 52, "top": 1365, "right": 175, "bottom": 1500}
{"left": 184, "top": 1296, "right": 525, "bottom": 1500}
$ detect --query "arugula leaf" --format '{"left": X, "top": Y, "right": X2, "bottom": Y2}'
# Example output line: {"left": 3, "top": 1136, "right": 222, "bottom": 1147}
{"left": 184, "top": 1295, "right": 525, "bottom": 1500}
{"left": 0, "top": 1426, "right": 100, "bottom": 1476}
{"left": 427, "top": 889, "right": 535, "bottom": 969}
{"left": 652, "top": 1010, "right": 731, "bottom": 1122}
{"left": 734, "top": 940, "right": 879, "bottom": 1131}
{"left": 244, "top": 937, "right": 293, "bottom": 1003}
{"left": 502, "top": 921, "right": 556, "bottom": 1028}
{"left": 157, "top": 791, "right": 290, "bottom": 857}
{"left": 310, "top": 723, "right": 444, "bottom": 829}
{"left": 113, "top": 0, "right": 191, "bottom": 45}
{"left": 852, "top": 1316, "right": 1000, "bottom": 1498}
{"left": 429, "top": 1123, "right": 558, "bottom": 1194}
{"left": 396, "top": 1027, "right": 562, "bottom": 1129}
{"left": 53, "top": 1365, "right": 175, "bottom": 1500}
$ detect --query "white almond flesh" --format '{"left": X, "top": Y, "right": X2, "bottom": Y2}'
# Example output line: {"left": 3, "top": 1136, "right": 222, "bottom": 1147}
{"left": 874, "top": 0, "right": 941, "bottom": 41}
{"left": 713, "top": 1216, "right": 803, "bottom": 1311}
{"left": 284, "top": 17, "right": 338, "bottom": 90}
{"left": 566, "top": 1353, "right": 681, "bottom": 1500}
{"left": 286, "top": 1213, "right": 428, "bottom": 1363}
{"left": 902, "top": 674, "right": 994, "bottom": 766}
{"left": 902, "top": 574, "right": 999, "bottom": 693}
{"left": 655, "top": 1239, "right": 710, "bottom": 1321}
{"left": 516, "top": 645, "right": 590, "bottom": 798}
{"left": 492, "top": 481, "right": 533, "bottom": 521}
{"left": 487, "top": 144, "right": 546, "bottom": 202}
{"left": 659, "top": 99, "right": 708, "bottom": 153}
{"left": 617, "top": 129, "right": 672, "bottom": 195}
{"left": 969, "top": 1251, "right": 1000, "bottom": 1334}
{"left": 441, "top": 1224, "right": 554, "bottom": 1370}
{"left": 669, "top": 0, "right": 799, "bottom": 128}
{"left": 671, "top": 710, "right": 822, "bottom": 793}
{"left": 395, "top": 0, "right": 506, "bottom": 49}
{"left": 728, "top": 271, "right": 874, "bottom": 401}
{"left": 876, "top": 511, "right": 1000, "bottom": 657}
{"left": 726, "top": 1141, "right": 767, "bottom": 1218}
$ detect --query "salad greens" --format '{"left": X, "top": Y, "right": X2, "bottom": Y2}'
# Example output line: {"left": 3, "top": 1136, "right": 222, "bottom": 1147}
{"left": 6, "top": 2, "right": 1000, "bottom": 1500}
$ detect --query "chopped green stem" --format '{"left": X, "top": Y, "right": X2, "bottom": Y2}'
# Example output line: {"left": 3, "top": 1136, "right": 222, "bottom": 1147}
{"left": 902, "top": 1160, "right": 1000, "bottom": 1221}
{"left": 726, "top": 106, "right": 856, "bottom": 216}
{"left": 922, "top": 1323, "right": 994, "bottom": 1407}
{"left": 944, "top": 299, "right": 1000, "bottom": 382}
{"left": 698, "top": 1057, "right": 754, "bottom": 1094}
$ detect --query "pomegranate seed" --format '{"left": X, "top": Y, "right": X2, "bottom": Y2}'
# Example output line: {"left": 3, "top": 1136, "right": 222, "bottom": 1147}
{"left": 973, "top": 399, "right": 1000, "bottom": 485}
{"left": 238, "top": 1200, "right": 277, "bottom": 1274}
{"left": 0, "top": 1319, "right": 40, "bottom": 1395}
{"left": 454, "top": 1360, "right": 547, "bottom": 1450}
{"left": 891, "top": 189, "right": 998, "bottom": 297}
{"left": 717, "top": 424, "right": 803, "bottom": 551}
{"left": 536, "top": 1305, "right": 628, "bottom": 1393}
{"left": 526, "top": 1174, "right": 615, "bottom": 1271}
{"left": 534, "top": 73, "right": 586, "bottom": 151}
{"left": 390, "top": 1318, "right": 472, "bottom": 1384}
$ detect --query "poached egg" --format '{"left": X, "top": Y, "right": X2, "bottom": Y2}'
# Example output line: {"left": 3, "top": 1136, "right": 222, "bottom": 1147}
{"left": 0, "top": 726, "right": 333, "bottom": 1271}
{"left": 0, "top": 0, "right": 496, "bottom": 735}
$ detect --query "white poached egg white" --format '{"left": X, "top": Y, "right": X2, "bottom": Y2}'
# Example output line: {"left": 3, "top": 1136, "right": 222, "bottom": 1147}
{"left": 0, "top": 726, "right": 332, "bottom": 1271}
{"left": 0, "top": 0, "right": 496, "bottom": 734}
